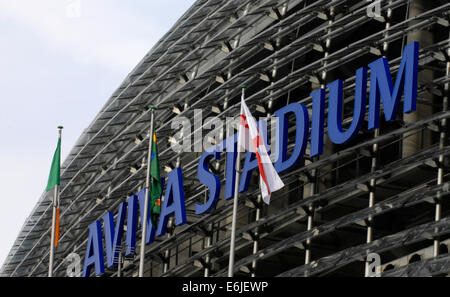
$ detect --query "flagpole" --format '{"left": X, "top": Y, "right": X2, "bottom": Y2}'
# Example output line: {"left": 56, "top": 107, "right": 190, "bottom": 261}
{"left": 48, "top": 126, "right": 63, "bottom": 277}
{"left": 139, "top": 106, "right": 156, "bottom": 277}
{"left": 228, "top": 86, "right": 246, "bottom": 277}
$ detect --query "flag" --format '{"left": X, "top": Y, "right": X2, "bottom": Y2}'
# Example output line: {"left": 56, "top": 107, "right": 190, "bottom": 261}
{"left": 54, "top": 208, "right": 60, "bottom": 247}
{"left": 238, "top": 98, "right": 284, "bottom": 204}
{"left": 46, "top": 138, "right": 61, "bottom": 192}
{"left": 150, "top": 131, "right": 162, "bottom": 225}
{"left": 46, "top": 137, "right": 61, "bottom": 247}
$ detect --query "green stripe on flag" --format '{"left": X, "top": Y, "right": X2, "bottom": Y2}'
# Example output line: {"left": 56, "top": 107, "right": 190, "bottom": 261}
{"left": 150, "top": 132, "right": 162, "bottom": 225}
{"left": 46, "top": 138, "right": 61, "bottom": 192}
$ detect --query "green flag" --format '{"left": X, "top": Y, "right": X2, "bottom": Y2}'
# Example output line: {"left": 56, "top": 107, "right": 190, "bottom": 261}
{"left": 46, "top": 138, "right": 61, "bottom": 192}
{"left": 150, "top": 131, "right": 162, "bottom": 224}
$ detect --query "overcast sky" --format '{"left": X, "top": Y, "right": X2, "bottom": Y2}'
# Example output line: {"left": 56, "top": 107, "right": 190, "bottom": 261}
{"left": 0, "top": 0, "right": 196, "bottom": 269}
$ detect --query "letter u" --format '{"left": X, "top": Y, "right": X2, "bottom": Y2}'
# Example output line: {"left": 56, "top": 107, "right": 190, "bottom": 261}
{"left": 327, "top": 67, "right": 367, "bottom": 144}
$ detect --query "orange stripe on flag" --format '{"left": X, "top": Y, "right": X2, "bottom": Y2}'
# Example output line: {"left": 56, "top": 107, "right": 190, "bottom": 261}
{"left": 55, "top": 208, "right": 60, "bottom": 247}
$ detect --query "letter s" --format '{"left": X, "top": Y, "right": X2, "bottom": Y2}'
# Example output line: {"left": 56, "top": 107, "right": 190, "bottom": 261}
{"left": 196, "top": 150, "right": 221, "bottom": 214}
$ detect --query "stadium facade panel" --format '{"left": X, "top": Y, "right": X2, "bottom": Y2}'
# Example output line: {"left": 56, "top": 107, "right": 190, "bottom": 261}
{"left": 1, "top": 0, "right": 450, "bottom": 277}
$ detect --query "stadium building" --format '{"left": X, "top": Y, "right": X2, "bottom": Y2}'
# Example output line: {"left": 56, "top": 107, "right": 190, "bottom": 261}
{"left": 1, "top": 0, "right": 450, "bottom": 277}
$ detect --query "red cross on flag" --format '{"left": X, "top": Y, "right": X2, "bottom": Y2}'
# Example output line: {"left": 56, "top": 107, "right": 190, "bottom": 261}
{"left": 238, "top": 97, "right": 285, "bottom": 204}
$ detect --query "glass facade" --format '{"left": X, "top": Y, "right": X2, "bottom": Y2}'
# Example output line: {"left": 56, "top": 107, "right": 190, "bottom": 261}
{"left": 1, "top": 0, "right": 450, "bottom": 277}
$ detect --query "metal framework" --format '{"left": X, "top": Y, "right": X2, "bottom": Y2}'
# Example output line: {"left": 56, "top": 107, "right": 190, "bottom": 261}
{"left": 1, "top": 0, "right": 450, "bottom": 277}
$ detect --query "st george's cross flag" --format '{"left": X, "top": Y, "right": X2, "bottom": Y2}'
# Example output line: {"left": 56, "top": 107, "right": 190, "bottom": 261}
{"left": 238, "top": 97, "right": 284, "bottom": 205}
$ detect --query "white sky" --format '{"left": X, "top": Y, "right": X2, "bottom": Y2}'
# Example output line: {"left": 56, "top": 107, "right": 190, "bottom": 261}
{"left": 0, "top": 0, "right": 196, "bottom": 269}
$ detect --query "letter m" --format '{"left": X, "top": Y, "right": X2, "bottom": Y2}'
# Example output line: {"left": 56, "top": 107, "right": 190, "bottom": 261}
{"left": 368, "top": 41, "right": 419, "bottom": 129}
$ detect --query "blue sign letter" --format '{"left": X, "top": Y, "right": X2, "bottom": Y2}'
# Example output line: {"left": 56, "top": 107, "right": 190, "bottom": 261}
{"left": 82, "top": 221, "right": 104, "bottom": 277}
{"left": 368, "top": 41, "right": 419, "bottom": 129}
{"left": 103, "top": 202, "right": 126, "bottom": 268}
{"left": 196, "top": 150, "right": 221, "bottom": 214}
{"left": 125, "top": 188, "right": 158, "bottom": 256}
{"left": 274, "top": 102, "right": 309, "bottom": 172}
{"left": 157, "top": 168, "right": 187, "bottom": 237}
{"left": 125, "top": 194, "right": 138, "bottom": 256}
{"left": 328, "top": 67, "right": 367, "bottom": 144}
{"left": 310, "top": 89, "right": 325, "bottom": 157}
{"left": 224, "top": 135, "right": 237, "bottom": 200}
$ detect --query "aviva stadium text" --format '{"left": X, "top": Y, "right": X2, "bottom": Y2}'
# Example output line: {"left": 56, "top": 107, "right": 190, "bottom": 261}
{"left": 82, "top": 41, "right": 419, "bottom": 277}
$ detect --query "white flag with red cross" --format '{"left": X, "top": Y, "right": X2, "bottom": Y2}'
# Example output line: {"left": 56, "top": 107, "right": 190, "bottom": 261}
{"left": 238, "top": 97, "right": 285, "bottom": 204}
